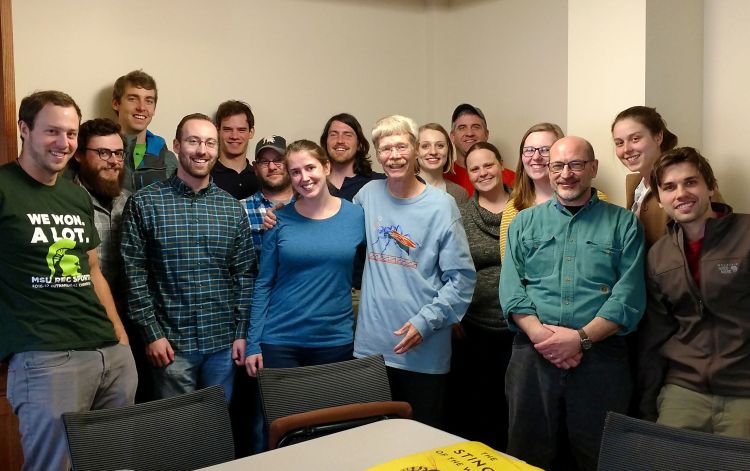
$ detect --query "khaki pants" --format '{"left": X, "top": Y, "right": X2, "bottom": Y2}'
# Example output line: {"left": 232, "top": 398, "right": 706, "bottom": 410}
{"left": 657, "top": 383, "right": 750, "bottom": 438}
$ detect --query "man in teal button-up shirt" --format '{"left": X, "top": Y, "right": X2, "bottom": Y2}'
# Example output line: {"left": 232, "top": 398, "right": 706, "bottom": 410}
{"left": 500, "top": 136, "right": 645, "bottom": 471}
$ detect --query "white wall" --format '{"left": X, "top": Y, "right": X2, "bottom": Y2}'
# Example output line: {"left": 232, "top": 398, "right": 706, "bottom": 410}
{"left": 703, "top": 0, "right": 750, "bottom": 212}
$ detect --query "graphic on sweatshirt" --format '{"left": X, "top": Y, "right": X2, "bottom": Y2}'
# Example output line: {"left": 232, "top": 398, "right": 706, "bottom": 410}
{"left": 370, "top": 224, "right": 419, "bottom": 269}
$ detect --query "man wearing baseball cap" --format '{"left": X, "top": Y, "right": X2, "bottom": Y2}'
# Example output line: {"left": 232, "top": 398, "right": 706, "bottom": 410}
{"left": 446, "top": 103, "right": 515, "bottom": 195}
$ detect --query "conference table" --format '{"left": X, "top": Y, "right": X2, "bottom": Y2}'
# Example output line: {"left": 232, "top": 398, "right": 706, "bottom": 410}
{"left": 197, "top": 418, "right": 465, "bottom": 470}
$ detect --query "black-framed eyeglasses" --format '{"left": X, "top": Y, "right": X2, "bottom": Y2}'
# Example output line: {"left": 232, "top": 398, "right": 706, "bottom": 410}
{"left": 86, "top": 148, "right": 125, "bottom": 161}
{"left": 256, "top": 159, "right": 285, "bottom": 169}
{"left": 548, "top": 160, "right": 591, "bottom": 173}
{"left": 522, "top": 146, "right": 551, "bottom": 158}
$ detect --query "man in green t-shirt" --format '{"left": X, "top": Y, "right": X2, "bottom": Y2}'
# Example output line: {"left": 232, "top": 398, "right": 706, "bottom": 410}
{"left": 1, "top": 91, "right": 137, "bottom": 471}
{"left": 112, "top": 69, "right": 177, "bottom": 192}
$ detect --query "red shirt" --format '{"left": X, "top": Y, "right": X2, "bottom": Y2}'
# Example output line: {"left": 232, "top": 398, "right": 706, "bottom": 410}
{"left": 445, "top": 165, "right": 516, "bottom": 197}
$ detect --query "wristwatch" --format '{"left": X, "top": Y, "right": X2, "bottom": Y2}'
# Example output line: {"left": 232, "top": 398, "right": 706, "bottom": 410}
{"left": 578, "top": 329, "right": 593, "bottom": 350}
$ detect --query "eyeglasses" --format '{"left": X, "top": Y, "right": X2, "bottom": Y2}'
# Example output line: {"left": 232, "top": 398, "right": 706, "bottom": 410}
{"left": 377, "top": 143, "right": 411, "bottom": 157}
{"left": 522, "top": 146, "right": 551, "bottom": 158}
{"left": 183, "top": 137, "right": 218, "bottom": 149}
{"left": 86, "top": 148, "right": 125, "bottom": 161}
{"left": 548, "top": 160, "right": 591, "bottom": 174}
{"left": 256, "top": 159, "right": 285, "bottom": 169}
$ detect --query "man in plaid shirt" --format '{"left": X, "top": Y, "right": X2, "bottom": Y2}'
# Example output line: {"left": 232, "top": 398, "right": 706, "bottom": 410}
{"left": 121, "top": 113, "right": 256, "bottom": 402}
{"left": 242, "top": 135, "right": 293, "bottom": 261}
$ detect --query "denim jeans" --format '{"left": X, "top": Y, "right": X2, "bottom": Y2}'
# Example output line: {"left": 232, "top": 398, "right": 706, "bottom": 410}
{"left": 151, "top": 347, "right": 235, "bottom": 402}
{"left": 505, "top": 333, "right": 631, "bottom": 471}
{"left": 260, "top": 343, "right": 354, "bottom": 368}
{"left": 7, "top": 343, "right": 137, "bottom": 471}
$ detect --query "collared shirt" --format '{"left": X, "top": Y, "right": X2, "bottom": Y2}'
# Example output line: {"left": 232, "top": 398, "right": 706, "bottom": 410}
{"left": 500, "top": 190, "right": 646, "bottom": 334}
{"left": 242, "top": 190, "right": 294, "bottom": 261}
{"left": 333, "top": 172, "right": 386, "bottom": 202}
{"left": 211, "top": 159, "right": 259, "bottom": 200}
{"left": 121, "top": 175, "right": 257, "bottom": 353}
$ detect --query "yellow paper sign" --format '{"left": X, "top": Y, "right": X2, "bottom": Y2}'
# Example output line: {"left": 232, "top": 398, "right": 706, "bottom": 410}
{"left": 366, "top": 441, "right": 543, "bottom": 471}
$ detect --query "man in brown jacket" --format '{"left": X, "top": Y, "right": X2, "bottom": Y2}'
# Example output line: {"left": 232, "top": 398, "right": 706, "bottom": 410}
{"left": 640, "top": 147, "right": 750, "bottom": 438}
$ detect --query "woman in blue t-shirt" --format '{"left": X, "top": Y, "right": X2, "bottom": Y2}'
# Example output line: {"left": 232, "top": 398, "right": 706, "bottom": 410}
{"left": 244, "top": 139, "right": 366, "bottom": 376}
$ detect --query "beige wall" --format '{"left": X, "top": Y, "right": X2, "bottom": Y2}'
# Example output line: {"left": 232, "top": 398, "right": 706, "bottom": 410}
{"left": 704, "top": 0, "right": 750, "bottom": 212}
{"left": 13, "top": 0, "right": 429, "bottom": 149}
{"left": 567, "top": 0, "right": 647, "bottom": 205}
{"left": 12, "top": 0, "right": 567, "bottom": 176}
{"left": 11, "top": 0, "right": 750, "bottom": 210}
{"left": 430, "top": 0, "right": 568, "bottom": 173}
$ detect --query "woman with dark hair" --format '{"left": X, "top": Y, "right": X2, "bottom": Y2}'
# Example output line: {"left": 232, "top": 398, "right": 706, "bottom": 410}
{"left": 447, "top": 141, "right": 512, "bottom": 449}
{"left": 245, "top": 140, "right": 365, "bottom": 375}
{"left": 416, "top": 123, "right": 469, "bottom": 204}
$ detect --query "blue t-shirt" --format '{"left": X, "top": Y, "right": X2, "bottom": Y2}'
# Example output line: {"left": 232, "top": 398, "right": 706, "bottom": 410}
{"left": 353, "top": 180, "right": 476, "bottom": 374}
{"left": 247, "top": 199, "right": 366, "bottom": 354}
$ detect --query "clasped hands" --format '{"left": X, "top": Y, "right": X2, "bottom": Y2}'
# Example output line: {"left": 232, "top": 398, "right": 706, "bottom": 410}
{"left": 531, "top": 324, "right": 582, "bottom": 370}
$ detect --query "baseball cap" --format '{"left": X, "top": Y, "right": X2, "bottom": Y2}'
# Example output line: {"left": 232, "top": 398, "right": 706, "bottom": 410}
{"left": 451, "top": 104, "right": 487, "bottom": 125}
{"left": 255, "top": 135, "right": 287, "bottom": 159}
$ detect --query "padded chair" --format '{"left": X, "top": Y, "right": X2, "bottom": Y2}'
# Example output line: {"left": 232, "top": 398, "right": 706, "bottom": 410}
{"left": 63, "top": 385, "right": 234, "bottom": 471}
{"left": 257, "top": 354, "right": 412, "bottom": 449}
{"left": 597, "top": 411, "right": 750, "bottom": 471}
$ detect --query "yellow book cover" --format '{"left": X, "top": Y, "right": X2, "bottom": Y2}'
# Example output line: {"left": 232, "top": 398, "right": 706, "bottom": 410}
{"left": 366, "top": 441, "right": 543, "bottom": 471}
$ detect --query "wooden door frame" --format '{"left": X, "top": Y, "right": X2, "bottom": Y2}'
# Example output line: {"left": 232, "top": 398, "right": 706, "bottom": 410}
{"left": 0, "top": 0, "right": 16, "bottom": 164}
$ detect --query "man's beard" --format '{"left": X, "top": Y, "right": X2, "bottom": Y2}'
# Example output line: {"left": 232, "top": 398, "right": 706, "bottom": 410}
{"left": 79, "top": 165, "right": 124, "bottom": 199}
{"left": 260, "top": 173, "right": 291, "bottom": 192}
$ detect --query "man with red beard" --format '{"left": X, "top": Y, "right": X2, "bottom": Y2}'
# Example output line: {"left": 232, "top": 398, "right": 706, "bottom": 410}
{"left": 71, "top": 119, "right": 130, "bottom": 303}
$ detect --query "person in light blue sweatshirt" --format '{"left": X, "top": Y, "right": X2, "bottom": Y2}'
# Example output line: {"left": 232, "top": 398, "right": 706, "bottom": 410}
{"left": 353, "top": 115, "right": 476, "bottom": 428}
{"left": 245, "top": 140, "right": 365, "bottom": 376}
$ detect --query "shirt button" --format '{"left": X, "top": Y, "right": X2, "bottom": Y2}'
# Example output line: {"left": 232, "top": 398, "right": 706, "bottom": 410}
{"left": 566, "top": 257, "right": 572, "bottom": 262}
{"left": 600, "top": 285, "right": 610, "bottom": 293}
{"left": 565, "top": 300, "right": 570, "bottom": 305}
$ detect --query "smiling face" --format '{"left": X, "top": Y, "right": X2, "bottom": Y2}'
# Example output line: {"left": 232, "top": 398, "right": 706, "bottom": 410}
{"left": 417, "top": 129, "right": 449, "bottom": 173}
{"left": 287, "top": 150, "right": 330, "bottom": 200}
{"left": 173, "top": 119, "right": 219, "bottom": 186}
{"left": 19, "top": 104, "right": 80, "bottom": 184}
{"left": 255, "top": 148, "right": 291, "bottom": 191}
{"left": 656, "top": 162, "right": 714, "bottom": 227}
{"left": 450, "top": 113, "right": 489, "bottom": 159}
{"left": 466, "top": 148, "right": 502, "bottom": 194}
{"left": 219, "top": 113, "right": 254, "bottom": 159}
{"left": 522, "top": 130, "right": 556, "bottom": 183}
{"left": 112, "top": 85, "right": 156, "bottom": 136}
{"left": 325, "top": 120, "right": 358, "bottom": 165}
{"left": 75, "top": 133, "right": 125, "bottom": 198}
{"left": 549, "top": 137, "right": 598, "bottom": 206}
{"left": 376, "top": 133, "right": 417, "bottom": 182}
{"left": 612, "top": 117, "right": 663, "bottom": 174}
